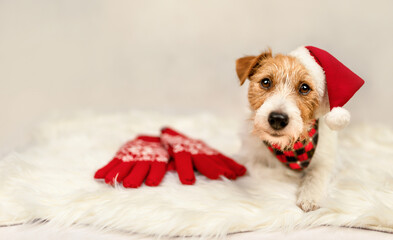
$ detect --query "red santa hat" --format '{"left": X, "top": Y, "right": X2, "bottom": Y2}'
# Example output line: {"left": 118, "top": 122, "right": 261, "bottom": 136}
{"left": 289, "top": 46, "right": 365, "bottom": 130}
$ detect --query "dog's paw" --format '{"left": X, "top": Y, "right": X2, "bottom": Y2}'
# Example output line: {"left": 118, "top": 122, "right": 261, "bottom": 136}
{"left": 296, "top": 197, "right": 320, "bottom": 212}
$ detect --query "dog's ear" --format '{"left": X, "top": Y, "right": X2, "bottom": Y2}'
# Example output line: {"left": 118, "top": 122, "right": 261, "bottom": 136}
{"left": 236, "top": 49, "right": 272, "bottom": 85}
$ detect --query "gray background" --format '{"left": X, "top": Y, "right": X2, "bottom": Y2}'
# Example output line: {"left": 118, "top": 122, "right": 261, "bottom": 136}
{"left": 1, "top": 0, "right": 393, "bottom": 155}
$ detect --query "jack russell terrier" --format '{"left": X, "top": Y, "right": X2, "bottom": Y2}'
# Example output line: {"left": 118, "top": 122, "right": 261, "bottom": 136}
{"left": 235, "top": 46, "right": 364, "bottom": 212}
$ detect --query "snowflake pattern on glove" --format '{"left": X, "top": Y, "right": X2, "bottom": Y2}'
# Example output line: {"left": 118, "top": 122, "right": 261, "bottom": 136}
{"left": 115, "top": 139, "right": 169, "bottom": 162}
{"left": 160, "top": 134, "right": 218, "bottom": 155}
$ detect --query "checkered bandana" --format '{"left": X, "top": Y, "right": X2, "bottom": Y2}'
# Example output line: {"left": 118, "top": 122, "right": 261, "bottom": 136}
{"left": 264, "top": 119, "right": 319, "bottom": 171}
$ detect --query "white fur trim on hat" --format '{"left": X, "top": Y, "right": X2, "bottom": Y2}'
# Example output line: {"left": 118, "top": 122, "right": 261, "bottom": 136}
{"left": 324, "top": 107, "right": 351, "bottom": 130}
{"left": 289, "top": 46, "right": 326, "bottom": 100}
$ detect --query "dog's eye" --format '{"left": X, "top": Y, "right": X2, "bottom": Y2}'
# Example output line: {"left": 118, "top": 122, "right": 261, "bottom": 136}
{"left": 299, "top": 83, "right": 311, "bottom": 95}
{"left": 260, "top": 78, "right": 271, "bottom": 89}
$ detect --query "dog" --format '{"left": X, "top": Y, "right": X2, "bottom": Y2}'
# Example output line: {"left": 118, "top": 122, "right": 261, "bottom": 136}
{"left": 235, "top": 47, "right": 343, "bottom": 212}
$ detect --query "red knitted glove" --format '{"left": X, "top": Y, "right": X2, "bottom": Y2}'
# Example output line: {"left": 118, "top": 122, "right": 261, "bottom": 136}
{"left": 160, "top": 127, "right": 246, "bottom": 185}
{"left": 94, "top": 136, "right": 170, "bottom": 188}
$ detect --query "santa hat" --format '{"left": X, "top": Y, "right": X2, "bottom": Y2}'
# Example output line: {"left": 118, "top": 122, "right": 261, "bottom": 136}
{"left": 289, "top": 46, "right": 365, "bottom": 130}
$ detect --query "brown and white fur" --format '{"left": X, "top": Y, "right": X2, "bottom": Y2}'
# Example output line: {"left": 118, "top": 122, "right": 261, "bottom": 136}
{"left": 236, "top": 48, "right": 337, "bottom": 212}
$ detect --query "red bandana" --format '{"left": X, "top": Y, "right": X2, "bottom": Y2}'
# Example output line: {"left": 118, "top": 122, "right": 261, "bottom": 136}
{"left": 264, "top": 119, "right": 319, "bottom": 170}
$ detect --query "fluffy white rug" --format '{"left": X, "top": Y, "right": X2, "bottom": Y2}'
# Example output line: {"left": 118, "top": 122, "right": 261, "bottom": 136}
{"left": 0, "top": 111, "right": 392, "bottom": 238}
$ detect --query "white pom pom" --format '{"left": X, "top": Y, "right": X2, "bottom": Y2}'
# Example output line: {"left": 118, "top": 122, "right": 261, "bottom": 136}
{"left": 324, "top": 107, "right": 351, "bottom": 131}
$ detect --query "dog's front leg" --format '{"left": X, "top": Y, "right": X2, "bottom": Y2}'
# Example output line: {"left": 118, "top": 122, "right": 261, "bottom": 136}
{"left": 296, "top": 121, "right": 338, "bottom": 212}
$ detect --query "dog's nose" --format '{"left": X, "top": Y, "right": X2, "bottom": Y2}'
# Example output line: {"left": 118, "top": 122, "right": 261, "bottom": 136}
{"left": 268, "top": 112, "right": 289, "bottom": 130}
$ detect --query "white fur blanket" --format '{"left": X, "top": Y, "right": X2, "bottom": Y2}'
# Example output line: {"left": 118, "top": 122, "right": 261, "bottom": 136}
{"left": 0, "top": 111, "right": 392, "bottom": 238}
